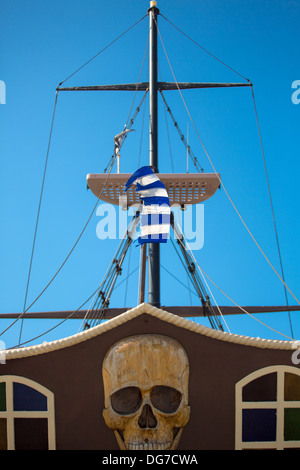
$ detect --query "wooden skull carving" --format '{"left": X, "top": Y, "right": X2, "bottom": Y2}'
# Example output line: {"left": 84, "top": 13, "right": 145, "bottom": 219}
{"left": 102, "top": 334, "right": 190, "bottom": 450}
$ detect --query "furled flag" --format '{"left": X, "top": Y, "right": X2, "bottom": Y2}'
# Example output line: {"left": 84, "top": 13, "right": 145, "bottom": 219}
{"left": 124, "top": 166, "right": 170, "bottom": 244}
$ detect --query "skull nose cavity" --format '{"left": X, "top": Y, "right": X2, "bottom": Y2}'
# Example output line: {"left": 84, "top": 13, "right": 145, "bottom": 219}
{"left": 138, "top": 404, "right": 157, "bottom": 429}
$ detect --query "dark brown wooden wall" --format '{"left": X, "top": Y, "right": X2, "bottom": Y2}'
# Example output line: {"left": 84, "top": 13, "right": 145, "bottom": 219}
{"left": 0, "top": 314, "right": 295, "bottom": 450}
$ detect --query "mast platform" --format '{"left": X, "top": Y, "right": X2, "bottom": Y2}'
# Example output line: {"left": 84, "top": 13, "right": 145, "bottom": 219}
{"left": 86, "top": 172, "right": 221, "bottom": 207}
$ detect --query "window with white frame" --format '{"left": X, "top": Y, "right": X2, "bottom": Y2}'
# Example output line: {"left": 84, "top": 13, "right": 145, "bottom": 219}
{"left": 0, "top": 375, "right": 56, "bottom": 450}
{"left": 235, "top": 365, "right": 300, "bottom": 450}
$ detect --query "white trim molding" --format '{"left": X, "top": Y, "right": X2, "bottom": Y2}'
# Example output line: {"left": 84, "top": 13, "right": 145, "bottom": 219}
{"left": 5, "top": 303, "right": 299, "bottom": 360}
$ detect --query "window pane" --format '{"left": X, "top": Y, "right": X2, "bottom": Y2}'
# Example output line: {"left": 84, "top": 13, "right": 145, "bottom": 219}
{"left": 242, "top": 373, "right": 277, "bottom": 402}
{"left": 242, "top": 409, "right": 277, "bottom": 442}
{"left": 13, "top": 383, "right": 47, "bottom": 411}
{"left": 0, "top": 418, "right": 7, "bottom": 450}
{"left": 0, "top": 383, "right": 6, "bottom": 412}
{"left": 14, "top": 418, "right": 48, "bottom": 450}
{"left": 284, "top": 409, "right": 300, "bottom": 441}
{"left": 285, "top": 373, "right": 300, "bottom": 401}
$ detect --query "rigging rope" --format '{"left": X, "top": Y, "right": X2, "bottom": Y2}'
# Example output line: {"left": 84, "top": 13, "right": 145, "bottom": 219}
{"left": 250, "top": 86, "right": 294, "bottom": 338}
{"left": 9, "top": 284, "right": 102, "bottom": 349}
{"left": 58, "top": 14, "right": 148, "bottom": 87}
{"left": 78, "top": 232, "right": 139, "bottom": 333}
{"left": 16, "top": 20, "right": 150, "bottom": 343}
{"left": 19, "top": 91, "right": 59, "bottom": 344}
{"left": 1, "top": 154, "right": 117, "bottom": 340}
{"left": 161, "top": 265, "right": 197, "bottom": 299}
{"left": 10, "top": 263, "right": 141, "bottom": 350}
{"left": 125, "top": 31, "right": 149, "bottom": 129}
{"left": 1, "top": 79, "right": 148, "bottom": 342}
{"left": 3, "top": 38, "right": 150, "bottom": 344}
{"left": 124, "top": 244, "right": 132, "bottom": 307}
{"left": 158, "top": 63, "right": 174, "bottom": 172}
{"left": 159, "top": 90, "right": 204, "bottom": 173}
{"left": 155, "top": 18, "right": 300, "bottom": 316}
{"left": 171, "top": 215, "right": 230, "bottom": 333}
{"left": 159, "top": 13, "right": 251, "bottom": 84}
{"left": 194, "top": 262, "right": 295, "bottom": 342}
{"left": 162, "top": 94, "right": 174, "bottom": 173}
{"left": 175, "top": 222, "right": 294, "bottom": 340}
{"left": 83, "top": 217, "right": 138, "bottom": 330}
{"left": 170, "top": 235, "right": 225, "bottom": 331}
{"left": 137, "top": 94, "right": 147, "bottom": 168}
{"left": 6, "top": 11, "right": 296, "bottom": 345}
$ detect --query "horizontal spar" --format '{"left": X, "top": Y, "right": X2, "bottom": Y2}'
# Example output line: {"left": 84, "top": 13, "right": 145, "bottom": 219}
{"left": 57, "top": 82, "right": 252, "bottom": 92}
{"left": 0, "top": 305, "right": 299, "bottom": 320}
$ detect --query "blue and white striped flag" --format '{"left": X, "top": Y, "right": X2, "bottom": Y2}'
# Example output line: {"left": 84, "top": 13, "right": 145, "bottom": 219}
{"left": 124, "top": 166, "right": 170, "bottom": 245}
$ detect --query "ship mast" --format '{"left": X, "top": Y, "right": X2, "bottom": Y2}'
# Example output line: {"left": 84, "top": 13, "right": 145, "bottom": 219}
{"left": 67, "top": 0, "right": 252, "bottom": 324}
{"left": 148, "top": 1, "right": 160, "bottom": 307}
{"left": 10, "top": 0, "right": 294, "bottom": 335}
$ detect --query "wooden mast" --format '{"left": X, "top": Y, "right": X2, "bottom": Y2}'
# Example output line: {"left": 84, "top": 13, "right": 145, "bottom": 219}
{"left": 148, "top": 0, "right": 160, "bottom": 307}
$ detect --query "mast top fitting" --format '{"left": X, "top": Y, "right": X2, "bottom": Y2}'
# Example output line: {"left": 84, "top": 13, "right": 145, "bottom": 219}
{"left": 149, "top": 1, "right": 159, "bottom": 12}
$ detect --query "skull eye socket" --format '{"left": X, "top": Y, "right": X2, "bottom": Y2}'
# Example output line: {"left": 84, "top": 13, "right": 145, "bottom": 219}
{"left": 111, "top": 387, "right": 142, "bottom": 415}
{"left": 150, "top": 386, "right": 182, "bottom": 414}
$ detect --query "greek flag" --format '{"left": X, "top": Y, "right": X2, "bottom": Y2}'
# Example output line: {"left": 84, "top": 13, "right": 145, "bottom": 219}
{"left": 124, "top": 166, "right": 170, "bottom": 244}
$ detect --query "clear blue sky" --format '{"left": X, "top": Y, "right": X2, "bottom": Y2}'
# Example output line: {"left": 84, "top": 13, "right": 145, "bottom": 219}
{"left": 0, "top": 0, "right": 299, "bottom": 348}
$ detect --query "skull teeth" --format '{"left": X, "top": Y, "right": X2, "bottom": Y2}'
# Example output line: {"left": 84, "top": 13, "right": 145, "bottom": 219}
{"left": 127, "top": 441, "right": 171, "bottom": 450}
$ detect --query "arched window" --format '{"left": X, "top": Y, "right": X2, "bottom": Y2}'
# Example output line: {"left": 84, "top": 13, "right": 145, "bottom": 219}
{"left": 0, "top": 376, "right": 55, "bottom": 450}
{"left": 235, "top": 366, "right": 300, "bottom": 450}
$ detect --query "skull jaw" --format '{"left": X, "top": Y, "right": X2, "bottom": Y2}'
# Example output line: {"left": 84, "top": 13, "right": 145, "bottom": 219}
{"left": 114, "top": 427, "right": 184, "bottom": 451}
{"left": 103, "top": 405, "right": 190, "bottom": 451}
